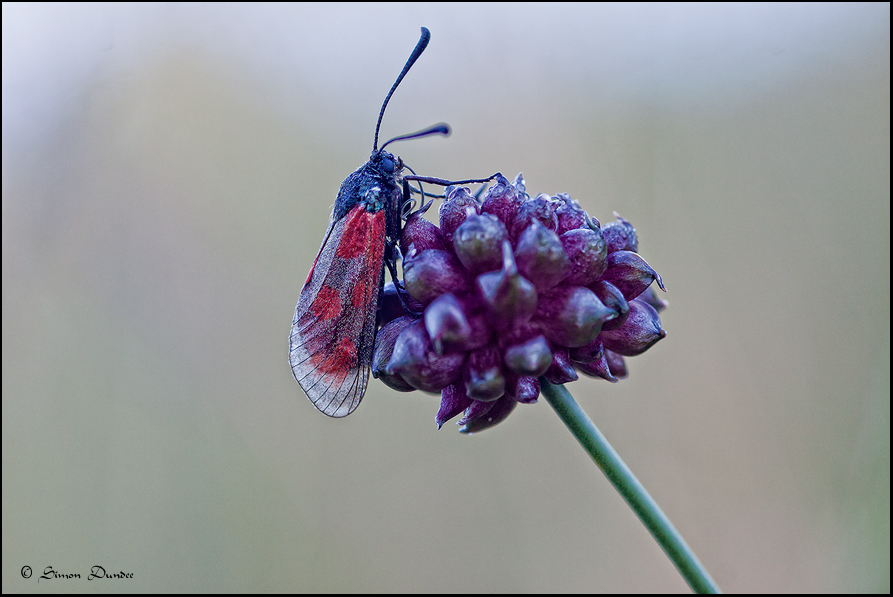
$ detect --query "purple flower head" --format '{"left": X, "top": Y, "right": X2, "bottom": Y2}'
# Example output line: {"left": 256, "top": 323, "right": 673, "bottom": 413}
{"left": 378, "top": 174, "right": 668, "bottom": 432}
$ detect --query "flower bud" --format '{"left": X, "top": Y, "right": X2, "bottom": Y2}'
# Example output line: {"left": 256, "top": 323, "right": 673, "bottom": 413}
{"left": 568, "top": 336, "right": 603, "bottom": 363}
{"left": 424, "top": 293, "right": 471, "bottom": 354}
{"left": 543, "top": 347, "right": 579, "bottom": 384}
{"left": 514, "top": 220, "right": 571, "bottom": 291}
{"left": 386, "top": 319, "right": 466, "bottom": 392}
{"left": 460, "top": 395, "right": 517, "bottom": 434}
{"left": 378, "top": 281, "right": 425, "bottom": 325}
{"left": 535, "top": 285, "right": 616, "bottom": 347}
{"left": 574, "top": 358, "right": 618, "bottom": 383}
{"left": 452, "top": 213, "right": 508, "bottom": 275}
{"left": 377, "top": 282, "right": 407, "bottom": 325}
{"left": 436, "top": 382, "right": 474, "bottom": 429}
{"left": 511, "top": 172, "right": 529, "bottom": 201}
{"left": 459, "top": 397, "right": 495, "bottom": 426}
{"left": 464, "top": 345, "right": 506, "bottom": 401}
{"left": 589, "top": 280, "right": 629, "bottom": 331}
{"left": 439, "top": 186, "right": 479, "bottom": 244}
{"left": 403, "top": 248, "right": 471, "bottom": 304}
{"left": 477, "top": 241, "right": 538, "bottom": 330}
{"left": 570, "top": 339, "right": 618, "bottom": 383}
{"left": 372, "top": 315, "right": 417, "bottom": 392}
{"left": 602, "top": 214, "right": 638, "bottom": 253}
{"left": 507, "top": 374, "right": 540, "bottom": 403}
{"left": 510, "top": 193, "right": 559, "bottom": 239}
{"left": 600, "top": 250, "right": 665, "bottom": 301}
{"left": 561, "top": 227, "right": 607, "bottom": 286}
{"left": 599, "top": 299, "right": 666, "bottom": 356}
{"left": 480, "top": 173, "right": 521, "bottom": 226}
{"left": 458, "top": 307, "right": 494, "bottom": 352}
{"left": 401, "top": 209, "right": 446, "bottom": 256}
{"left": 503, "top": 334, "right": 552, "bottom": 377}
{"left": 555, "top": 193, "right": 597, "bottom": 233}
{"left": 605, "top": 350, "right": 628, "bottom": 379}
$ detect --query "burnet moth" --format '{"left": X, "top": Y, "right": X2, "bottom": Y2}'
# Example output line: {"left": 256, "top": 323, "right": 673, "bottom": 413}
{"left": 289, "top": 27, "right": 497, "bottom": 417}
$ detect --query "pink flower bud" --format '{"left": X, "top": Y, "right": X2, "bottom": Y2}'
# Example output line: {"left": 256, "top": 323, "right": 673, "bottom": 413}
{"left": 561, "top": 227, "right": 608, "bottom": 286}
{"left": 452, "top": 213, "right": 509, "bottom": 275}
{"left": 555, "top": 193, "right": 596, "bottom": 233}
{"left": 386, "top": 319, "right": 466, "bottom": 392}
{"left": 480, "top": 173, "right": 522, "bottom": 227}
{"left": 464, "top": 345, "right": 506, "bottom": 401}
{"left": 424, "top": 293, "right": 472, "bottom": 355}
{"left": 605, "top": 350, "right": 628, "bottom": 379}
{"left": 510, "top": 193, "right": 559, "bottom": 239}
{"left": 543, "top": 347, "right": 579, "bottom": 384}
{"left": 436, "top": 382, "right": 474, "bottom": 429}
{"left": 404, "top": 249, "right": 471, "bottom": 304}
{"left": 477, "top": 241, "right": 538, "bottom": 330}
{"left": 372, "top": 315, "right": 417, "bottom": 392}
{"left": 534, "top": 285, "right": 616, "bottom": 347}
{"left": 401, "top": 210, "right": 446, "bottom": 256}
{"left": 599, "top": 299, "right": 666, "bottom": 356}
{"left": 570, "top": 339, "right": 618, "bottom": 383}
{"left": 602, "top": 214, "right": 638, "bottom": 253}
{"left": 439, "top": 186, "right": 479, "bottom": 244}
{"left": 460, "top": 395, "right": 517, "bottom": 434}
{"left": 508, "top": 374, "right": 540, "bottom": 403}
{"left": 378, "top": 282, "right": 416, "bottom": 325}
{"left": 589, "top": 280, "right": 629, "bottom": 331}
{"left": 514, "top": 220, "right": 571, "bottom": 291}
{"left": 503, "top": 334, "right": 553, "bottom": 377}
{"left": 510, "top": 173, "right": 529, "bottom": 201}
{"left": 600, "top": 250, "right": 665, "bottom": 301}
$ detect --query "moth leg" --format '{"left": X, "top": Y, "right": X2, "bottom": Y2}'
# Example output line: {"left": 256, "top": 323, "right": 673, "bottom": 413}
{"left": 383, "top": 241, "right": 419, "bottom": 316}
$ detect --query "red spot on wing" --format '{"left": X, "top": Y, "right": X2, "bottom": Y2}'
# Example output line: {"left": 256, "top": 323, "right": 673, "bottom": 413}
{"left": 351, "top": 278, "right": 368, "bottom": 309}
{"left": 336, "top": 207, "right": 373, "bottom": 259}
{"left": 315, "top": 337, "right": 358, "bottom": 373}
{"left": 310, "top": 285, "right": 341, "bottom": 321}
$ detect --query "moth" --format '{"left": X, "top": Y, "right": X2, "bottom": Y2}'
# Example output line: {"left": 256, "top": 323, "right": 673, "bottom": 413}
{"left": 289, "top": 27, "right": 494, "bottom": 417}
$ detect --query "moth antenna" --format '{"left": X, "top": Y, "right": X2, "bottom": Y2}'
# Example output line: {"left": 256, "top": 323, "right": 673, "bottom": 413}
{"left": 380, "top": 123, "right": 450, "bottom": 152}
{"left": 373, "top": 27, "right": 431, "bottom": 152}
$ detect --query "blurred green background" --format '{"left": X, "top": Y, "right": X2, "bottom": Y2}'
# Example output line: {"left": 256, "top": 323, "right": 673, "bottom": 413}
{"left": 3, "top": 3, "right": 889, "bottom": 593}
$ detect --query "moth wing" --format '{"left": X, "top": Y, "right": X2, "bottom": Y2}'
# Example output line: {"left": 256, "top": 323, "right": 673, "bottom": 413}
{"left": 289, "top": 205, "right": 387, "bottom": 417}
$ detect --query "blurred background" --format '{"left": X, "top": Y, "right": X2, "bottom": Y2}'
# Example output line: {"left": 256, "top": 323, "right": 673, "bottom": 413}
{"left": 3, "top": 3, "right": 889, "bottom": 592}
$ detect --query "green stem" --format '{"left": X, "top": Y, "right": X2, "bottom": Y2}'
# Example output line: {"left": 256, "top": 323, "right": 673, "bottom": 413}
{"left": 540, "top": 379, "right": 721, "bottom": 594}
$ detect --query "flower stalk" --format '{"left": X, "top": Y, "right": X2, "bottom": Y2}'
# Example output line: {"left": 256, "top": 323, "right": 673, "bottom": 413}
{"left": 540, "top": 379, "right": 721, "bottom": 594}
